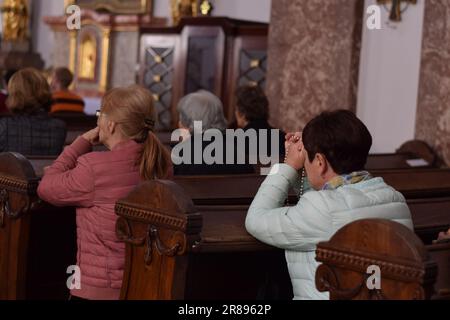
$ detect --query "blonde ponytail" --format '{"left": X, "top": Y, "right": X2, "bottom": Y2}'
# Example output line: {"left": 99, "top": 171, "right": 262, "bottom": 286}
{"left": 139, "top": 131, "right": 171, "bottom": 180}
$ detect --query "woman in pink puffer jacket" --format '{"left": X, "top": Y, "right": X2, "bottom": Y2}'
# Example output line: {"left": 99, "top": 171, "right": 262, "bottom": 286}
{"left": 38, "top": 85, "right": 171, "bottom": 300}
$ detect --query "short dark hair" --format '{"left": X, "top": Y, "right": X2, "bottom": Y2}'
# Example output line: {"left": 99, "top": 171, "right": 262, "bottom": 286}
{"left": 53, "top": 67, "right": 74, "bottom": 88}
{"left": 235, "top": 85, "right": 269, "bottom": 122}
{"left": 302, "top": 110, "right": 372, "bottom": 174}
{"left": 4, "top": 69, "right": 17, "bottom": 86}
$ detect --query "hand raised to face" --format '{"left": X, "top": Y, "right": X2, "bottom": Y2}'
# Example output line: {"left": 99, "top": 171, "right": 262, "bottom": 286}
{"left": 82, "top": 127, "right": 101, "bottom": 146}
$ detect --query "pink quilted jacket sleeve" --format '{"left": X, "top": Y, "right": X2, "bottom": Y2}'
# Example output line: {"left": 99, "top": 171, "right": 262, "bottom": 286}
{"left": 37, "top": 136, "right": 95, "bottom": 208}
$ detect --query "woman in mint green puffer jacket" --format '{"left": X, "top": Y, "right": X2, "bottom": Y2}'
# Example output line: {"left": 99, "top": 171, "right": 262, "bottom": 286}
{"left": 245, "top": 110, "right": 413, "bottom": 300}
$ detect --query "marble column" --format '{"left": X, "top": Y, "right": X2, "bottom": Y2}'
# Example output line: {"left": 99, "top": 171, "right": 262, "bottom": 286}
{"left": 266, "top": 0, "right": 364, "bottom": 132}
{"left": 416, "top": 0, "right": 450, "bottom": 165}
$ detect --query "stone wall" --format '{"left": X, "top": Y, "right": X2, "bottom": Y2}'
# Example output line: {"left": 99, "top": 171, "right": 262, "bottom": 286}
{"left": 266, "top": 0, "right": 363, "bottom": 132}
{"left": 416, "top": 0, "right": 450, "bottom": 165}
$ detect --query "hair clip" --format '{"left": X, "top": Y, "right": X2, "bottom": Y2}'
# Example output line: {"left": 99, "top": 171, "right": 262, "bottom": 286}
{"left": 143, "top": 118, "right": 155, "bottom": 131}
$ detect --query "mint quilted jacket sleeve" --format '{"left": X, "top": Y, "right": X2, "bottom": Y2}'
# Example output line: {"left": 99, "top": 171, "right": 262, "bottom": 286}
{"left": 245, "top": 164, "right": 332, "bottom": 251}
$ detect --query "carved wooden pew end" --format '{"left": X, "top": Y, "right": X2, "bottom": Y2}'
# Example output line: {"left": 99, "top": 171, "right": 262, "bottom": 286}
{"left": 0, "top": 152, "right": 77, "bottom": 300}
{"left": 116, "top": 180, "right": 202, "bottom": 300}
{"left": 0, "top": 152, "right": 41, "bottom": 299}
{"left": 396, "top": 140, "right": 441, "bottom": 167}
{"left": 315, "top": 219, "right": 438, "bottom": 300}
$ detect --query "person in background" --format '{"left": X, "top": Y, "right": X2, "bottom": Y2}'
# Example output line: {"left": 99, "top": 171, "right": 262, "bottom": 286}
{"left": 435, "top": 228, "right": 450, "bottom": 243}
{"left": 38, "top": 85, "right": 172, "bottom": 300}
{"left": 173, "top": 90, "right": 254, "bottom": 175}
{"left": 0, "top": 68, "right": 66, "bottom": 155}
{"left": 0, "top": 69, "right": 17, "bottom": 114}
{"left": 245, "top": 110, "right": 413, "bottom": 300}
{"left": 235, "top": 85, "right": 286, "bottom": 161}
{"left": 50, "top": 67, "right": 85, "bottom": 113}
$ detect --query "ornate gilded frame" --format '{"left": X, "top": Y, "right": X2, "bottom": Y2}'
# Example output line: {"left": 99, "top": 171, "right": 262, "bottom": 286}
{"left": 69, "top": 19, "right": 111, "bottom": 93}
{"left": 75, "top": 0, "right": 152, "bottom": 15}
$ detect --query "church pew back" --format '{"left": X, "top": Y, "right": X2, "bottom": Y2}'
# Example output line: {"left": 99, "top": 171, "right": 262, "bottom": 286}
{"left": 185, "top": 200, "right": 450, "bottom": 246}
{"left": 173, "top": 168, "right": 450, "bottom": 205}
{"left": 365, "top": 153, "right": 431, "bottom": 170}
{"left": 20, "top": 156, "right": 450, "bottom": 246}
{"left": 408, "top": 197, "right": 450, "bottom": 244}
{"left": 315, "top": 219, "right": 438, "bottom": 300}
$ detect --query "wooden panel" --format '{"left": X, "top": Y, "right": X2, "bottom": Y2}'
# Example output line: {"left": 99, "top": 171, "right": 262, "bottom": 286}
{"left": 197, "top": 208, "right": 273, "bottom": 252}
{"left": 139, "top": 18, "right": 269, "bottom": 129}
{"left": 139, "top": 35, "right": 180, "bottom": 130}
{"left": 426, "top": 242, "right": 450, "bottom": 296}
{"left": 225, "top": 35, "right": 268, "bottom": 122}
{"left": 179, "top": 26, "right": 226, "bottom": 98}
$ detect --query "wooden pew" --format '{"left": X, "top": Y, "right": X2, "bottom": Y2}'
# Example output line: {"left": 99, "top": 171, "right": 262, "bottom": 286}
{"left": 27, "top": 155, "right": 57, "bottom": 177}
{"left": 115, "top": 163, "right": 450, "bottom": 300}
{"left": 365, "top": 139, "right": 441, "bottom": 170}
{"left": 0, "top": 152, "right": 76, "bottom": 300}
{"left": 173, "top": 168, "right": 450, "bottom": 205}
{"left": 50, "top": 113, "right": 97, "bottom": 146}
{"left": 0, "top": 152, "right": 40, "bottom": 299}
{"left": 408, "top": 197, "right": 450, "bottom": 244}
{"left": 116, "top": 181, "right": 450, "bottom": 300}
{"left": 172, "top": 168, "right": 450, "bottom": 242}
{"left": 10, "top": 157, "right": 450, "bottom": 252}
{"left": 115, "top": 180, "right": 292, "bottom": 300}
{"left": 366, "top": 153, "right": 421, "bottom": 170}
{"left": 315, "top": 219, "right": 449, "bottom": 300}
{"left": 50, "top": 113, "right": 97, "bottom": 129}
{"left": 396, "top": 139, "right": 442, "bottom": 168}
{"left": 1, "top": 152, "right": 449, "bottom": 299}
{"left": 427, "top": 241, "right": 450, "bottom": 298}
{"left": 0, "top": 155, "right": 271, "bottom": 299}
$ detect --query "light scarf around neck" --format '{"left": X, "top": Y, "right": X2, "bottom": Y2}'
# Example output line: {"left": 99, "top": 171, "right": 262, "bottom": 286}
{"left": 322, "top": 171, "right": 372, "bottom": 191}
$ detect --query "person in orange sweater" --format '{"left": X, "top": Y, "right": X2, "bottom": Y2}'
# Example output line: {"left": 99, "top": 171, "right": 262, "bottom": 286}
{"left": 50, "top": 67, "right": 85, "bottom": 113}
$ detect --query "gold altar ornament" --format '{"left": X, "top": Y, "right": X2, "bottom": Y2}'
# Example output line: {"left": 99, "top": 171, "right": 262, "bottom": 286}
{"left": 200, "top": 0, "right": 213, "bottom": 16}
{"left": 78, "top": 34, "right": 97, "bottom": 80}
{"left": 170, "top": 0, "right": 198, "bottom": 25}
{"left": 1, "top": 0, "right": 29, "bottom": 41}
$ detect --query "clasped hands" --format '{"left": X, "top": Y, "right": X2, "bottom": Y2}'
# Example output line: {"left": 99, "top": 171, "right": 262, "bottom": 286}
{"left": 284, "top": 132, "right": 306, "bottom": 171}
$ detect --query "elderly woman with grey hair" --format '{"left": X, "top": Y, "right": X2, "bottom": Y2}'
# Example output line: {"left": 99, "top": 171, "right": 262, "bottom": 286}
{"left": 173, "top": 90, "right": 254, "bottom": 175}
{"left": 177, "top": 90, "right": 228, "bottom": 133}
